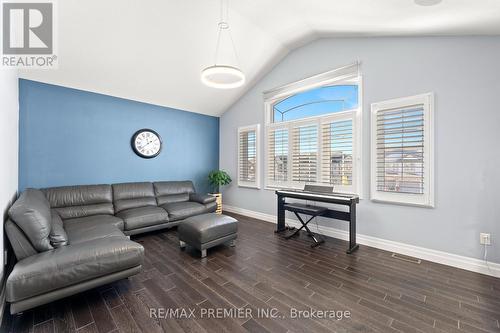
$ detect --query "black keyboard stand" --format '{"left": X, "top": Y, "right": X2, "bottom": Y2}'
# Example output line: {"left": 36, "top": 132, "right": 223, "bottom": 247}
{"left": 276, "top": 189, "right": 360, "bottom": 254}
{"left": 283, "top": 203, "right": 328, "bottom": 247}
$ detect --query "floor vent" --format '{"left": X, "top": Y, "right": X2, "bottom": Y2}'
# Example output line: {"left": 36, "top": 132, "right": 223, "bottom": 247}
{"left": 391, "top": 253, "right": 422, "bottom": 264}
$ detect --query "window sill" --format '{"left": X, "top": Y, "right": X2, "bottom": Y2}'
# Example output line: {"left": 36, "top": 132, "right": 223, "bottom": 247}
{"left": 238, "top": 184, "right": 261, "bottom": 190}
{"left": 371, "top": 198, "right": 434, "bottom": 208}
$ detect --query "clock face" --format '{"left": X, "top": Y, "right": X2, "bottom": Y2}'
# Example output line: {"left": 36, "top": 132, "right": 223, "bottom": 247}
{"left": 131, "top": 129, "right": 162, "bottom": 158}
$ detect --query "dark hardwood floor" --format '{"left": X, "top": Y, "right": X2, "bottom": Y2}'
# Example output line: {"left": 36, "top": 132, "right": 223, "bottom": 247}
{"left": 2, "top": 212, "right": 500, "bottom": 333}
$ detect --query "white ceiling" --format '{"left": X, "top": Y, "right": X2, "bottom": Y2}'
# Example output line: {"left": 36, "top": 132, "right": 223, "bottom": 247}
{"left": 20, "top": 0, "right": 500, "bottom": 116}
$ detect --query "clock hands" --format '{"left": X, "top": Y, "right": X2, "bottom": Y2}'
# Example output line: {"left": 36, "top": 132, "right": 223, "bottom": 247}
{"left": 138, "top": 138, "right": 159, "bottom": 151}
{"left": 140, "top": 141, "right": 153, "bottom": 150}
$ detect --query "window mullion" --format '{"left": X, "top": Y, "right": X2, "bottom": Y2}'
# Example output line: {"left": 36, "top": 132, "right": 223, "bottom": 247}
{"left": 317, "top": 119, "right": 322, "bottom": 184}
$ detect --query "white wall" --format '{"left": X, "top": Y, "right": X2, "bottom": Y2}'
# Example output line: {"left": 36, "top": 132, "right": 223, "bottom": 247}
{"left": 220, "top": 37, "right": 500, "bottom": 264}
{"left": 0, "top": 70, "right": 19, "bottom": 286}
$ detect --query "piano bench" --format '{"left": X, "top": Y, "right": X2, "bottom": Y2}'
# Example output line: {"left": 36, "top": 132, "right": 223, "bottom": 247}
{"left": 283, "top": 203, "right": 327, "bottom": 247}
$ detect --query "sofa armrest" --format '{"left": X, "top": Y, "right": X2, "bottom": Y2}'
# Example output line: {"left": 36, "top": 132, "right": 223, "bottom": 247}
{"left": 189, "top": 193, "right": 216, "bottom": 204}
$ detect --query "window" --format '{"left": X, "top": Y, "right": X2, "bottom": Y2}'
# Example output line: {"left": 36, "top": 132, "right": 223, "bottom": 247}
{"left": 264, "top": 63, "right": 361, "bottom": 194}
{"left": 371, "top": 93, "right": 434, "bottom": 207}
{"left": 273, "top": 85, "right": 358, "bottom": 122}
{"left": 238, "top": 124, "right": 260, "bottom": 188}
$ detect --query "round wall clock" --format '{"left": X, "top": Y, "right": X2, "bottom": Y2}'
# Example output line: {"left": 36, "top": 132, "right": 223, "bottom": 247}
{"left": 131, "top": 129, "right": 162, "bottom": 158}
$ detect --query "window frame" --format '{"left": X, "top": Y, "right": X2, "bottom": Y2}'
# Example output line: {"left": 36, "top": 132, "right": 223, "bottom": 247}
{"left": 370, "top": 93, "right": 435, "bottom": 207}
{"left": 237, "top": 124, "right": 261, "bottom": 189}
{"left": 263, "top": 63, "right": 363, "bottom": 195}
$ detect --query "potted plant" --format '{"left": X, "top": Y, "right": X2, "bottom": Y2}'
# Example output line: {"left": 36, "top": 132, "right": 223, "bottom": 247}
{"left": 208, "top": 170, "right": 232, "bottom": 214}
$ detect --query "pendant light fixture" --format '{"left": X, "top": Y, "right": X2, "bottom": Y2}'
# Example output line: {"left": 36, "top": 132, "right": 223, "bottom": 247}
{"left": 201, "top": 0, "right": 245, "bottom": 89}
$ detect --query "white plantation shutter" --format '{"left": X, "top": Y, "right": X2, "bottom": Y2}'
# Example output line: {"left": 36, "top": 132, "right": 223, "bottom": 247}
{"left": 321, "top": 118, "right": 353, "bottom": 187}
{"left": 239, "top": 131, "right": 256, "bottom": 182}
{"left": 238, "top": 125, "right": 260, "bottom": 188}
{"left": 292, "top": 124, "right": 318, "bottom": 183}
{"left": 371, "top": 93, "right": 434, "bottom": 207}
{"left": 376, "top": 106, "right": 424, "bottom": 194}
{"left": 266, "top": 118, "right": 357, "bottom": 191}
{"left": 267, "top": 127, "right": 289, "bottom": 185}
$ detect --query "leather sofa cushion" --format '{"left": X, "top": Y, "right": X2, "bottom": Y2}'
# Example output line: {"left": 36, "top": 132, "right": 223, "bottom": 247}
{"left": 116, "top": 206, "right": 169, "bottom": 231}
{"left": 66, "top": 222, "right": 126, "bottom": 245}
{"left": 52, "top": 204, "right": 114, "bottom": 220}
{"left": 43, "top": 185, "right": 114, "bottom": 219}
{"left": 154, "top": 181, "right": 195, "bottom": 205}
{"left": 161, "top": 201, "right": 208, "bottom": 221}
{"left": 178, "top": 213, "right": 238, "bottom": 244}
{"left": 64, "top": 214, "right": 124, "bottom": 231}
{"left": 43, "top": 185, "right": 113, "bottom": 207}
{"left": 112, "top": 182, "right": 157, "bottom": 213}
{"left": 189, "top": 193, "right": 216, "bottom": 204}
{"left": 8, "top": 189, "right": 53, "bottom": 252}
{"left": 6, "top": 237, "right": 144, "bottom": 302}
{"left": 49, "top": 210, "right": 68, "bottom": 248}
{"left": 158, "top": 193, "right": 189, "bottom": 205}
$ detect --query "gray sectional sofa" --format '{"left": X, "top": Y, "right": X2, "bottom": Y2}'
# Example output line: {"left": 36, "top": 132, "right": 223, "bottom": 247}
{"left": 5, "top": 180, "right": 216, "bottom": 314}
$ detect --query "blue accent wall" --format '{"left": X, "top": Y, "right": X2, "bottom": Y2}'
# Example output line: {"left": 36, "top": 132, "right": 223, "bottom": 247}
{"left": 19, "top": 79, "right": 219, "bottom": 193}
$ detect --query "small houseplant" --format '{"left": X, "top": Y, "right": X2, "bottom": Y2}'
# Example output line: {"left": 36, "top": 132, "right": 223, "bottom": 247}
{"left": 208, "top": 170, "right": 232, "bottom": 214}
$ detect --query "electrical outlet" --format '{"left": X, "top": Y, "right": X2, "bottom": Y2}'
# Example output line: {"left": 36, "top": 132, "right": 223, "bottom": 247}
{"left": 480, "top": 233, "right": 491, "bottom": 245}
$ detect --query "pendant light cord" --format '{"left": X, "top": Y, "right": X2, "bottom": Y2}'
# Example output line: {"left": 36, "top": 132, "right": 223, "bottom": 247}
{"left": 213, "top": 0, "right": 241, "bottom": 68}
{"left": 213, "top": 24, "right": 222, "bottom": 65}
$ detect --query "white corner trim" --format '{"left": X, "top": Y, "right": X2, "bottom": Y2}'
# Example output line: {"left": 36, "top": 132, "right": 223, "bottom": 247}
{"left": 223, "top": 205, "right": 500, "bottom": 278}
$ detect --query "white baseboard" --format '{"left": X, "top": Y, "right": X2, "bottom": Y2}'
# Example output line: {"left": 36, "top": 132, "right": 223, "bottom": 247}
{"left": 223, "top": 205, "right": 500, "bottom": 278}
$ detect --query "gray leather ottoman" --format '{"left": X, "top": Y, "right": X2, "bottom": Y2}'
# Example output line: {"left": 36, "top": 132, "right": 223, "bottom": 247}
{"left": 178, "top": 213, "right": 238, "bottom": 258}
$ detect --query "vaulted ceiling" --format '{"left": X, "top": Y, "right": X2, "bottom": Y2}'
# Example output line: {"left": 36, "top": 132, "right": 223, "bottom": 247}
{"left": 20, "top": 0, "right": 500, "bottom": 116}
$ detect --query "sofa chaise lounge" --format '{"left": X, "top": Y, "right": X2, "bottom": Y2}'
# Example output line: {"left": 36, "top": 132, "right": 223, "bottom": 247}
{"left": 5, "top": 180, "right": 216, "bottom": 314}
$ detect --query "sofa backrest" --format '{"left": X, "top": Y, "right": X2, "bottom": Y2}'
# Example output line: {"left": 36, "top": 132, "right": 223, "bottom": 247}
{"left": 112, "top": 182, "right": 157, "bottom": 213}
{"left": 42, "top": 185, "right": 114, "bottom": 219}
{"left": 154, "top": 181, "right": 195, "bottom": 205}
